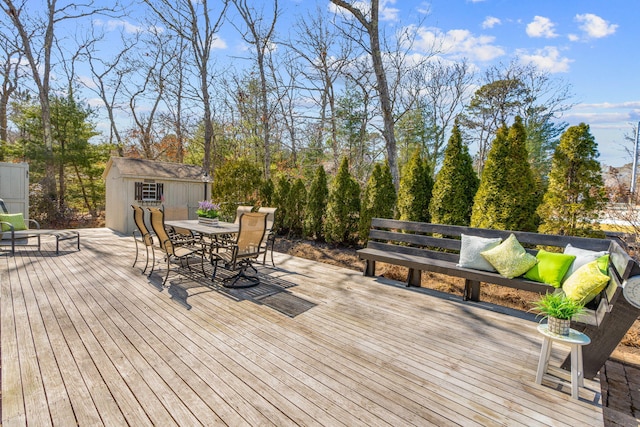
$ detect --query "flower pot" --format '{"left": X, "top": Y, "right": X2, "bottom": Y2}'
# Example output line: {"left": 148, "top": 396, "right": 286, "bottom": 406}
{"left": 547, "top": 316, "right": 570, "bottom": 336}
{"left": 198, "top": 217, "right": 219, "bottom": 226}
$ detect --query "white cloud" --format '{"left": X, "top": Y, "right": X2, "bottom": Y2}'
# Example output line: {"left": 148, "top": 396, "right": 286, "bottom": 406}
{"left": 416, "top": 2, "right": 431, "bottom": 15}
{"left": 568, "top": 34, "right": 580, "bottom": 42}
{"left": 328, "top": 0, "right": 399, "bottom": 22}
{"left": 482, "top": 16, "right": 501, "bottom": 29}
{"left": 575, "top": 13, "right": 618, "bottom": 39}
{"left": 518, "top": 46, "right": 572, "bottom": 73}
{"left": 414, "top": 27, "right": 504, "bottom": 62}
{"left": 210, "top": 37, "right": 227, "bottom": 50}
{"left": 526, "top": 16, "right": 558, "bottom": 38}
{"left": 574, "top": 101, "right": 640, "bottom": 110}
{"left": 105, "top": 19, "right": 144, "bottom": 34}
{"left": 77, "top": 75, "right": 97, "bottom": 90}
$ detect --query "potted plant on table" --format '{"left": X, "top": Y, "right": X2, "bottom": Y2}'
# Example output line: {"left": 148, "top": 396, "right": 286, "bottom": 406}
{"left": 532, "top": 292, "right": 584, "bottom": 336}
{"left": 196, "top": 200, "right": 221, "bottom": 226}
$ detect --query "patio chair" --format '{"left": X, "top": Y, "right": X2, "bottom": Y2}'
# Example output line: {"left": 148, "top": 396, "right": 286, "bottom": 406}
{"left": 0, "top": 198, "right": 44, "bottom": 254}
{"left": 257, "top": 206, "right": 277, "bottom": 266}
{"left": 147, "top": 207, "right": 206, "bottom": 286}
{"left": 131, "top": 205, "right": 155, "bottom": 274}
{"left": 211, "top": 211, "right": 267, "bottom": 288}
{"left": 211, "top": 205, "right": 254, "bottom": 248}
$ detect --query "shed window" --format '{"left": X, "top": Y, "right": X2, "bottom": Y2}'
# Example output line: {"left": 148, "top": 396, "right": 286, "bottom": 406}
{"left": 135, "top": 182, "right": 164, "bottom": 202}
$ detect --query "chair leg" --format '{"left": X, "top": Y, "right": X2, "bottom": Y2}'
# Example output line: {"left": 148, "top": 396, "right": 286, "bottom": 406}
{"left": 162, "top": 256, "right": 171, "bottom": 287}
{"left": 269, "top": 235, "right": 275, "bottom": 267}
{"left": 132, "top": 235, "right": 140, "bottom": 268}
{"left": 142, "top": 245, "right": 150, "bottom": 274}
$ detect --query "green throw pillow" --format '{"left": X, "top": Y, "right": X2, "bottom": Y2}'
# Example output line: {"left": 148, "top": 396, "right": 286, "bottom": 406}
{"left": 481, "top": 234, "right": 538, "bottom": 279}
{"left": 0, "top": 213, "right": 27, "bottom": 232}
{"left": 524, "top": 249, "right": 576, "bottom": 288}
{"left": 562, "top": 256, "right": 610, "bottom": 305}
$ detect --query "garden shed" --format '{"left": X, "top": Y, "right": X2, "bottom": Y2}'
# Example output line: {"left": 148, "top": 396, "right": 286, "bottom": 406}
{"left": 103, "top": 157, "right": 208, "bottom": 235}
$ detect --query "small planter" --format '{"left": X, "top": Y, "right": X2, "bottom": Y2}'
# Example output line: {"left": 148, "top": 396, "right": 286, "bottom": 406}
{"left": 547, "top": 316, "right": 571, "bottom": 336}
{"left": 198, "top": 217, "right": 219, "bottom": 226}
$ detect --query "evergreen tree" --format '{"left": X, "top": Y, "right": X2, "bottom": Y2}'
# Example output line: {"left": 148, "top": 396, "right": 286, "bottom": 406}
{"left": 471, "top": 116, "right": 539, "bottom": 231}
{"left": 359, "top": 162, "right": 397, "bottom": 241}
{"left": 285, "top": 178, "right": 307, "bottom": 238}
{"left": 325, "top": 157, "right": 361, "bottom": 244}
{"left": 259, "top": 178, "right": 274, "bottom": 207}
{"left": 429, "top": 124, "right": 478, "bottom": 225}
{"left": 397, "top": 149, "right": 433, "bottom": 222}
{"left": 537, "top": 123, "right": 607, "bottom": 237}
{"left": 304, "top": 165, "right": 329, "bottom": 240}
{"left": 272, "top": 176, "right": 291, "bottom": 234}
{"left": 211, "top": 158, "right": 263, "bottom": 220}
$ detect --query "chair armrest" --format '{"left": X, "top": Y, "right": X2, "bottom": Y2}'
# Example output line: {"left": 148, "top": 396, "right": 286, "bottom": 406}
{"left": 0, "top": 221, "right": 14, "bottom": 235}
{"left": 27, "top": 219, "right": 40, "bottom": 229}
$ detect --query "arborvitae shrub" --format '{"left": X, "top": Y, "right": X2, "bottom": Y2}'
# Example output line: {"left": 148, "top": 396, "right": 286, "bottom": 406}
{"left": 359, "top": 162, "right": 397, "bottom": 241}
{"left": 537, "top": 123, "right": 607, "bottom": 237}
{"left": 304, "top": 165, "right": 328, "bottom": 240}
{"left": 471, "top": 117, "right": 539, "bottom": 231}
{"left": 430, "top": 124, "right": 478, "bottom": 226}
{"left": 273, "top": 176, "right": 291, "bottom": 234}
{"left": 397, "top": 149, "right": 433, "bottom": 222}
{"left": 325, "top": 157, "right": 361, "bottom": 244}
{"left": 211, "top": 158, "right": 262, "bottom": 219}
{"left": 285, "top": 178, "right": 307, "bottom": 238}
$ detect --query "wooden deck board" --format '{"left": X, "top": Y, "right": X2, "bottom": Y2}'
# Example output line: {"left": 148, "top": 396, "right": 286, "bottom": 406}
{"left": 1, "top": 229, "right": 605, "bottom": 426}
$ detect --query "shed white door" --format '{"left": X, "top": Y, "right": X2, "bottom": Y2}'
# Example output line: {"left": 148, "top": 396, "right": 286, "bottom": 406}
{"left": 0, "top": 162, "right": 29, "bottom": 216}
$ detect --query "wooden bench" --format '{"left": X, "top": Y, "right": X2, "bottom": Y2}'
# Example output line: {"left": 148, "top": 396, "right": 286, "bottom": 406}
{"left": 357, "top": 218, "right": 640, "bottom": 378}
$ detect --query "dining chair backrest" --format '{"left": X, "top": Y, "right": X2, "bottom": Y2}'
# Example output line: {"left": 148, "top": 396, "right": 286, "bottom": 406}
{"left": 257, "top": 207, "right": 277, "bottom": 234}
{"left": 236, "top": 212, "right": 267, "bottom": 257}
{"left": 132, "top": 205, "right": 153, "bottom": 246}
{"left": 233, "top": 205, "right": 254, "bottom": 224}
{"left": 148, "top": 207, "right": 173, "bottom": 254}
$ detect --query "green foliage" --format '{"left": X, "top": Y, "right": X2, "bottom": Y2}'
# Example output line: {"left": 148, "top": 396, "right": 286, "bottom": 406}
{"left": 325, "top": 157, "right": 361, "bottom": 244}
{"left": 395, "top": 106, "right": 437, "bottom": 172}
{"left": 285, "top": 178, "right": 307, "bottom": 237}
{"left": 211, "top": 158, "right": 263, "bottom": 220}
{"left": 259, "top": 178, "right": 275, "bottom": 207}
{"left": 9, "top": 94, "right": 106, "bottom": 221}
{"left": 397, "top": 149, "right": 433, "bottom": 222}
{"left": 471, "top": 117, "right": 540, "bottom": 231}
{"left": 532, "top": 292, "right": 584, "bottom": 320}
{"left": 359, "top": 162, "right": 397, "bottom": 241}
{"left": 429, "top": 124, "right": 478, "bottom": 225}
{"left": 304, "top": 165, "right": 329, "bottom": 240}
{"left": 537, "top": 123, "right": 607, "bottom": 237}
{"left": 273, "top": 176, "right": 291, "bottom": 233}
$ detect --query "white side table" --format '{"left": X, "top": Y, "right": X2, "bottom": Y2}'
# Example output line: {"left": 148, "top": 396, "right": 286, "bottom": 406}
{"left": 535, "top": 324, "right": 591, "bottom": 399}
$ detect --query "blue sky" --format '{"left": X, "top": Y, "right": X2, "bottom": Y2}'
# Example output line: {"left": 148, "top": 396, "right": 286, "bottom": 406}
{"left": 76, "top": 0, "right": 639, "bottom": 167}
{"left": 320, "top": 0, "right": 637, "bottom": 166}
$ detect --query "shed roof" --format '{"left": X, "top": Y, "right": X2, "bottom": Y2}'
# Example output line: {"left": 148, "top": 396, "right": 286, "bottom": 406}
{"left": 103, "top": 157, "right": 205, "bottom": 181}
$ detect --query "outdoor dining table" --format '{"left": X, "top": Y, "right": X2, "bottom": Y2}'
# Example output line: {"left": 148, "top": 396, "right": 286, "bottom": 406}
{"left": 164, "top": 219, "right": 239, "bottom": 237}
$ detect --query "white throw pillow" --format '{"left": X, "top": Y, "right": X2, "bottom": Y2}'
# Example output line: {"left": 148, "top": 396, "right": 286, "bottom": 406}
{"left": 563, "top": 244, "right": 609, "bottom": 281}
{"left": 457, "top": 234, "right": 502, "bottom": 272}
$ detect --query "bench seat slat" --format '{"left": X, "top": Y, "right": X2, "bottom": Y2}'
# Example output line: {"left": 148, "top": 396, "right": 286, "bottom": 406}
{"left": 357, "top": 247, "right": 553, "bottom": 294}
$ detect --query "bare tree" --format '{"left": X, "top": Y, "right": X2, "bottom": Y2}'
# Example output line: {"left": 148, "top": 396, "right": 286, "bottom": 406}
{"left": 82, "top": 29, "right": 139, "bottom": 152}
{"left": 0, "top": 30, "right": 23, "bottom": 157}
{"left": 1, "top": 0, "right": 120, "bottom": 212}
{"left": 144, "top": 0, "right": 228, "bottom": 176}
{"left": 231, "top": 0, "right": 279, "bottom": 179}
{"left": 290, "top": 6, "right": 352, "bottom": 170}
{"left": 330, "top": 0, "right": 399, "bottom": 188}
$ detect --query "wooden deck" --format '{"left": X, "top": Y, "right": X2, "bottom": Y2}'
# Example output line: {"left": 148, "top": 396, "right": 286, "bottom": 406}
{"left": 1, "top": 228, "right": 604, "bottom": 426}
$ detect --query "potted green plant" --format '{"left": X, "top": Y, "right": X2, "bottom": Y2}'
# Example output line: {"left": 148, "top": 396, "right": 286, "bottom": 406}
{"left": 532, "top": 292, "right": 585, "bottom": 335}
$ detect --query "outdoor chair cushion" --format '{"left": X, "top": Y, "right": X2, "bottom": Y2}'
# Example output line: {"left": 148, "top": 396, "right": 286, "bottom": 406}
{"left": 481, "top": 234, "right": 537, "bottom": 279}
{"left": 457, "top": 234, "right": 502, "bottom": 272}
{"left": 562, "top": 255, "right": 610, "bottom": 305}
{"left": 563, "top": 244, "right": 609, "bottom": 281}
{"left": 0, "top": 213, "right": 27, "bottom": 232}
{"left": 524, "top": 249, "right": 576, "bottom": 288}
